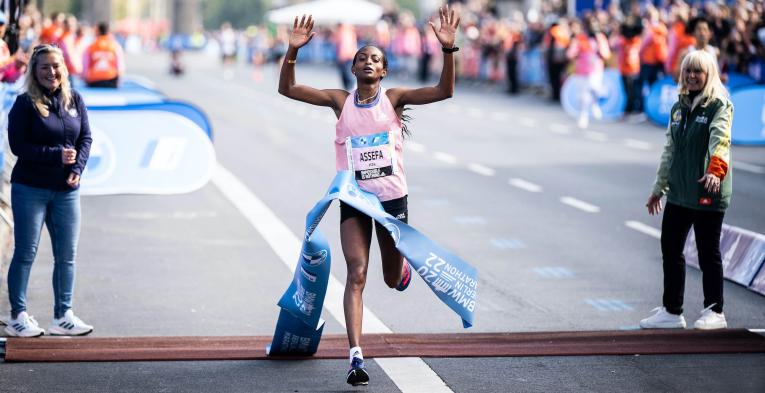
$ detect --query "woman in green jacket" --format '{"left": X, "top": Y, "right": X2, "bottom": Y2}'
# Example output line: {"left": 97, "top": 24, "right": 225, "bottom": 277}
{"left": 640, "top": 50, "right": 733, "bottom": 331}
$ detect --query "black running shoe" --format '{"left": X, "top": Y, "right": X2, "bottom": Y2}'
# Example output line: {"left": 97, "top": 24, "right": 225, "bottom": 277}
{"left": 346, "top": 357, "right": 370, "bottom": 386}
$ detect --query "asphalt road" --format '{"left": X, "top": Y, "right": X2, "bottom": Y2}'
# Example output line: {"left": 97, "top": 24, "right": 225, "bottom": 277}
{"left": 1, "top": 50, "right": 764, "bottom": 392}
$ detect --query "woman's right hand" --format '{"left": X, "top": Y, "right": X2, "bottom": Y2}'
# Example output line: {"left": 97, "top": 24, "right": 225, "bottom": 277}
{"left": 289, "top": 15, "right": 316, "bottom": 49}
{"left": 62, "top": 147, "right": 77, "bottom": 165}
{"left": 646, "top": 193, "right": 663, "bottom": 215}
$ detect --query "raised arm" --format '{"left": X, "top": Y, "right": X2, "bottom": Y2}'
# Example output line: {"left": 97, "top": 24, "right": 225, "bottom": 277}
{"left": 278, "top": 15, "right": 346, "bottom": 112}
{"left": 388, "top": 6, "right": 460, "bottom": 108}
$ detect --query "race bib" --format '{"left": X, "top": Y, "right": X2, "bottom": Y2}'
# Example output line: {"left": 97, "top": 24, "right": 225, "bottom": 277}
{"left": 345, "top": 131, "right": 396, "bottom": 180}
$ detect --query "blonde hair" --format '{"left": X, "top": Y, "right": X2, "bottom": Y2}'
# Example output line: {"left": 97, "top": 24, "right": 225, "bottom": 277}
{"left": 677, "top": 50, "right": 728, "bottom": 107}
{"left": 24, "top": 45, "right": 73, "bottom": 117}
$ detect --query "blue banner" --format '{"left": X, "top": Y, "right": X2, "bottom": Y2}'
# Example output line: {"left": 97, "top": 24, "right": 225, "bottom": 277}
{"left": 561, "top": 69, "right": 626, "bottom": 121}
{"left": 81, "top": 105, "right": 216, "bottom": 195}
{"left": 727, "top": 72, "right": 756, "bottom": 92}
{"left": 645, "top": 76, "right": 677, "bottom": 127}
{"left": 89, "top": 101, "right": 213, "bottom": 140}
{"left": 267, "top": 309, "right": 325, "bottom": 356}
{"left": 267, "top": 229, "right": 331, "bottom": 355}
{"left": 79, "top": 86, "right": 165, "bottom": 107}
{"left": 730, "top": 86, "right": 765, "bottom": 145}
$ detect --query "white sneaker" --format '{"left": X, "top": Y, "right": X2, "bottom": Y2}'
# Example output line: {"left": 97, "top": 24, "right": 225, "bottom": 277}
{"left": 693, "top": 305, "right": 727, "bottom": 330}
{"left": 639, "top": 307, "right": 687, "bottom": 329}
{"left": 577, "top": 113, "right": 589, "bottom": 129}
{"left": 48, "top": 310, "right": 93, "bottom": 336}
{"left": 591, "top": 104, "right": 603, "bottom": 120}
{"left": 4, "top": 311, "right": 45, "bottom": 337}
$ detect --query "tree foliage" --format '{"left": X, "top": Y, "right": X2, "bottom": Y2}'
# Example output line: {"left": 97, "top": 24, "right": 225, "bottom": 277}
{"left": 201, "top": 0, "right": 268, "bottom": 29}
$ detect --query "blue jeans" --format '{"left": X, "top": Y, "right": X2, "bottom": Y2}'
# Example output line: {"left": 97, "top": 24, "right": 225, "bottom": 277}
{"left": 8, "top": 183, "right": 81, "bottom": 319}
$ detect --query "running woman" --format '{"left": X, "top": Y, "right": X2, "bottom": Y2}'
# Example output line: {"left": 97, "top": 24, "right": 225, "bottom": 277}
{"left": 278, "top": 7, "right": 460, "bottom": 386}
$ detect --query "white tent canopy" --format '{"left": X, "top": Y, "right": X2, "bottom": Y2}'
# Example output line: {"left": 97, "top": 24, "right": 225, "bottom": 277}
{"left": 267, "top": 0, "right": 384, "bottom": 26}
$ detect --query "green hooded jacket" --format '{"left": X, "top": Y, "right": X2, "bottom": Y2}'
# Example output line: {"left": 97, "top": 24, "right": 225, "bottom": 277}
{"left": 652, "top": 94, "right": 733, "bottom": 212}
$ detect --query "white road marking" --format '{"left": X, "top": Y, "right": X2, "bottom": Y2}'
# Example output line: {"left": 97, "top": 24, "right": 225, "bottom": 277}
{"left": 585, "top": 299, "right": 633, "bottom": 311}
{"left": 734, "top": 161, "right": 765, "bottom": 175}
{"left": 375, "top": 358, "right": 453, "bottom": 393}
{"left": 490, "top": 112, "right": 510, "bottom": 122}
{"left": 211, "top": 165, "right": 452, "bottom": 392}
{"left": 560, "top": 196, "right": 600, "bottom": 213}
{"left": 584, "top": 131, "right": 608, "bottom": 142}
{"left": 405, "top": 141, "right": 426, "bottom": 153}
{"left": 490, "top": 238, "right": 525, "bottom": 249}
{"left": 533, "top": 267, "right": 575, "bottom": 278}
{"left": 433, "top": 151, "right": 458, "bottom": 164}
{"left": 625, "top": 220, "right": 661, "bottom": 239}
{"left": 623, "top": 139, "right": 653, "bottom": 150}
{"left": 509, "top": 178, "right": 543, "bottom": 193}
{"left": 520, "top": 117, "right": 537, "bottom": 127}
{"left": 467, "top": 108, "right": 484, "bottom": 118}
{"left": 453, "top": 216, "right": 487, "bottom": 225}
{"left": 549, "top": 123, "right": 571, "bottom": 134}
{"left": 467, "top": 163, "right": 496, "bottom": 177}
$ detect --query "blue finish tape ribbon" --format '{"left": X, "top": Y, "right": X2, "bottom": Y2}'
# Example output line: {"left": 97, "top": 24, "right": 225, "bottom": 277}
{"left": 268, "top": 171, "right": 478, "bottom": 356}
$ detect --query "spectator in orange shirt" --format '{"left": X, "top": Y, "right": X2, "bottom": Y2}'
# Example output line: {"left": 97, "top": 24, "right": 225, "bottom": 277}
{"left": 616, "top": 16, "right": 644, "bottom": 118}
{"left": 39, "top": 12, "right": 65, "bottom": 45}
{"left": 639, "top": 8, "right": 668, "bottom": 89}
{"left": 544, "top": 19, "right": 570, "bottom": 102}
{"left": 82, "top": 22, "right": 125, "bottom": 88}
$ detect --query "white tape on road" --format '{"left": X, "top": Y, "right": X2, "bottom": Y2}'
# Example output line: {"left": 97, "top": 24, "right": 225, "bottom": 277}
{"left": 625, "top": 220, "right": 661, "bottom": 239}
{"left": 434, "top": 151, "right": 458, "bottom": 164}
{"left": 623, "top": 139, "right": 652, "bottom": 150}
{"left": 509, "top": 178, "right": 543, "bottom": 193}
{"left": 375, "top": 358, "right": 453, "bottom": 393}
{"left": 211, "top": 164, "right": 452, "bottom": 392}
{"left": 467, "top": 163, "right": 496, "bottom": 177}
{"left": 560, "top": 196, "right": 601, "bottom": 213}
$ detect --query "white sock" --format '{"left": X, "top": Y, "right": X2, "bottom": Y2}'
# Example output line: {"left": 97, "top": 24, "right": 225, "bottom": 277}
{"left": 350, "top": 346, "right": 363, "bottom": 362}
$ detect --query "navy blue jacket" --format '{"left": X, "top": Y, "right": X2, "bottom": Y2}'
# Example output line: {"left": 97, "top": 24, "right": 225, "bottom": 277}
{"left": 8, "top": 89, "right": 92, "bottom": 190}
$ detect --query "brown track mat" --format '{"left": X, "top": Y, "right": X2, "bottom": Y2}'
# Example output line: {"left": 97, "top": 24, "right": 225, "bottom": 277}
{"left": 5, "top": 329, "right": 765, "bottom": 362}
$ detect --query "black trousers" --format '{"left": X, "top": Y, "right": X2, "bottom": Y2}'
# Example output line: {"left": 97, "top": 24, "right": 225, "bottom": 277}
{"left": 661, "top": 203, "right": 725, "bottom": 315}
{"left": 86, "top": 77, "right": 119, "bottom": 88}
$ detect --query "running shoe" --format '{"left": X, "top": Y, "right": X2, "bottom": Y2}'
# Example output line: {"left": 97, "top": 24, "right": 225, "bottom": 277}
{"left": 639, "top": 307, "right": 686, "bottom": 329}
{"left": 4, "top": 311, "right": 45, "bottom": 337}
{"left": 693, "top": 305, "right": 727, "bottom": 330}
{"left": 346, "top": 357, "right": 370, "bottom": 386}
{"left": 395, "top": 262, "right": 411, "bottom": 292}
{"left": 48, "top": 310, "right": 94, "bottom": 336}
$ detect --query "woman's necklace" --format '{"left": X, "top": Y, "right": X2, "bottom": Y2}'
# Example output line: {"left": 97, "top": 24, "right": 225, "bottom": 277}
{"left": 356, "top": 88, "right": 379, "bottom": 105}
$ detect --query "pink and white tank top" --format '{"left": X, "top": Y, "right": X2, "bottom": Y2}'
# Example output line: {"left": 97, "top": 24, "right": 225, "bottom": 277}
{"left": 335, "top": 87, "right": 407, "bottom": 201}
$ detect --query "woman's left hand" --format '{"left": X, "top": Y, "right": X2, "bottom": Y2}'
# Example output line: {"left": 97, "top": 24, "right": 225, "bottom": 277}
{"left": 429, "top": 5, "right": 460, "bottom": 49}
{"left": 67, "top": 173, "right": 80, "bottom": 188}
{"left": 698, "top": 173, "right": 720, "bottom": 194}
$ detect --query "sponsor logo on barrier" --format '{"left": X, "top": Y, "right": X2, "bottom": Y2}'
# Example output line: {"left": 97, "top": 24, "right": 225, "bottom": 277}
{"left": 279, "top": 332, "right": 313, "bottom": 352}
{"left": 417, "top": 252, "right": 477, "bottom": 313}
{"left": 660, "top": 84, "right": 675, "bottom": 115}
{"left": 82, "top": 126, "right": 117, "bottom": 185}
{"left": 304, "top": 212, "right": 326, "bottom": 241}
{"left": 292, "top": 282, "right": 318, "bottom": 317}
{"left": 300, "top": 266, "right": 318, "bottom": 283}
{"left": 302, "top": 249, "right": 328, "bottom": 266}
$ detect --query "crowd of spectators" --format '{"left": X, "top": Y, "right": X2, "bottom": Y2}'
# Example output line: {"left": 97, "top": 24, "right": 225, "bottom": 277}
{"left": 216, "top": 0, "right": 764, "bottom": 121}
